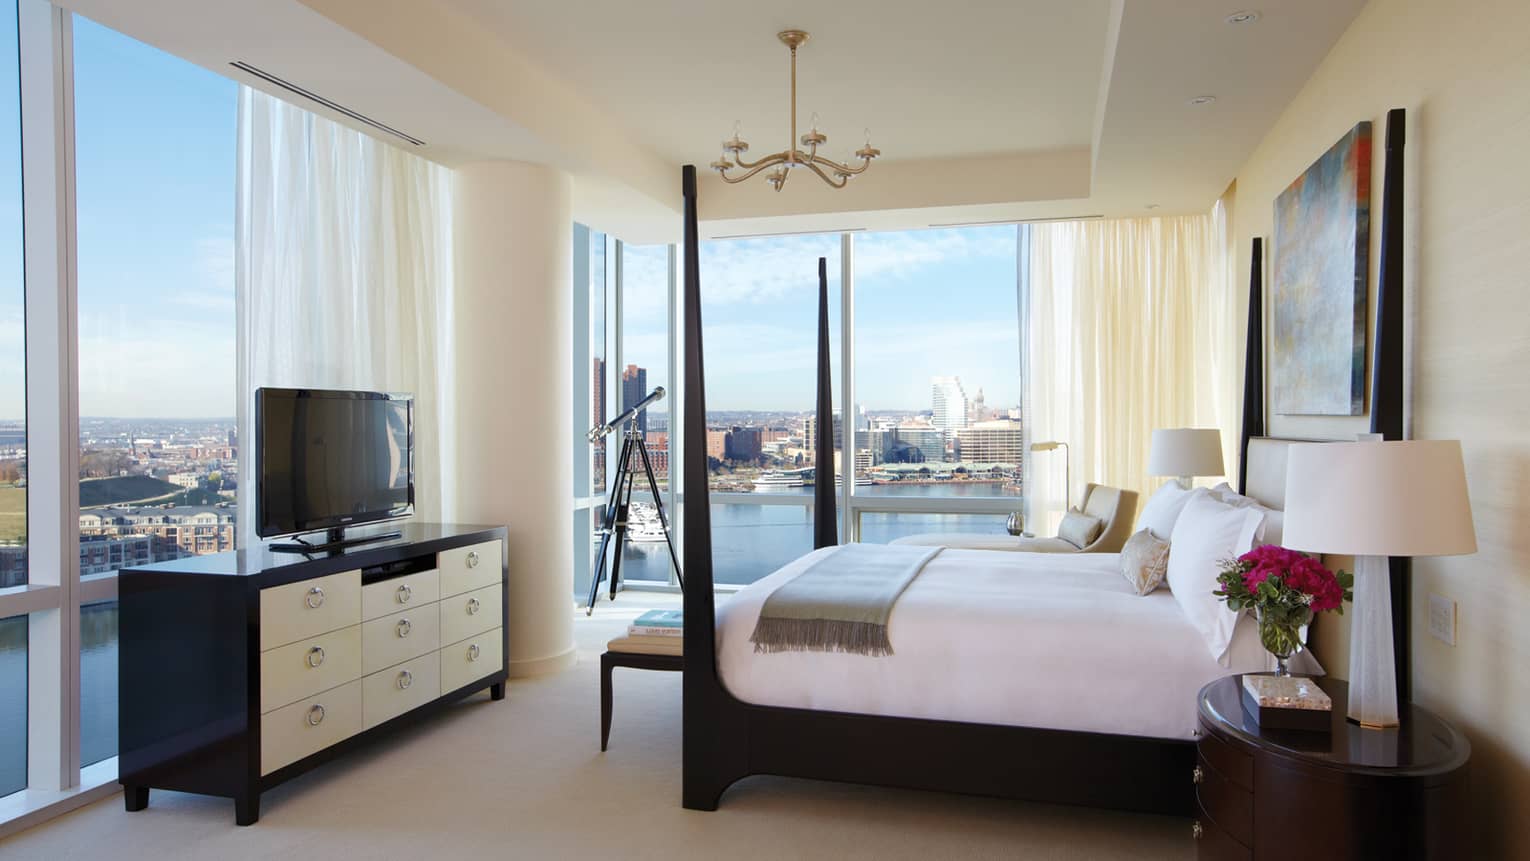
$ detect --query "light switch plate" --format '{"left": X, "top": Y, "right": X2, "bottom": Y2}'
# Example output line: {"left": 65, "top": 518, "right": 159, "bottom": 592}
{"left": 1428, "top": 593, "right": 1457, "bottom": 646}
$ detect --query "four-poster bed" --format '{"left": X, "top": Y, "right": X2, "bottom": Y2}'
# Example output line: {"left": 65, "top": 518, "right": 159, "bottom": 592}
{"left": 678, "top": 135, "right": 1407, "bottom": 812}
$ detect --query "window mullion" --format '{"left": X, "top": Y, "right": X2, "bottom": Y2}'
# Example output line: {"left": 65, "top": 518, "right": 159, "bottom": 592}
{"left": 18, "top": 0, "right": 81, "bottom": 793}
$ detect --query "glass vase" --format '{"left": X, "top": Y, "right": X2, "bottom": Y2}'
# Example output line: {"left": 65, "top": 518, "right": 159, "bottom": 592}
{"left": 1255, "top": 607, "right": 1308, "bottom": 677}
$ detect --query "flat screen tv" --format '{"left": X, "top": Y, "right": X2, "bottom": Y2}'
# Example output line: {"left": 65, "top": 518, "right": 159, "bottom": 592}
{"left": 256, "top": 388, "right": 414, "bottom": 540}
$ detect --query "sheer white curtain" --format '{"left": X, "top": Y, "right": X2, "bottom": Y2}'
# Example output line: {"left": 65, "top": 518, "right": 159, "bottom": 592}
{"left": 235, "top": 87, "right": 454, "bottom": 547}
{"left": 1024, "top": 211, "right": 1238, "bottom": 533}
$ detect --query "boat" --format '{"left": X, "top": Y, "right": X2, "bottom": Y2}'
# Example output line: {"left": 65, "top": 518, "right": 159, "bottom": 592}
{"left": 752, "top": 471, "right": 806, "bottom": 489}
{"left": 834, "top": 474, "right": 875, "bottom": 486}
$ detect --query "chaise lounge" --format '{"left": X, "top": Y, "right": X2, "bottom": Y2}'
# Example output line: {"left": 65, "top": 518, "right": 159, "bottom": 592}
{"left": 889, "top": 483, "right": 1138, "bottom": 553}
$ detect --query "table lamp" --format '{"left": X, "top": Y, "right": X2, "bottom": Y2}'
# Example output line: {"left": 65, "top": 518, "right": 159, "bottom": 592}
{"left": 1282, "top": 440, "right": 1476, "bottom": 728}
{"left": 1147, "top": 428, "right": 1224, "bottom": 489}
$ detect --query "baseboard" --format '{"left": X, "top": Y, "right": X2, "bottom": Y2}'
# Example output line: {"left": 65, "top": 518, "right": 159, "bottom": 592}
{"left": 508, "top": 643, "right": 577, "bottom": 678}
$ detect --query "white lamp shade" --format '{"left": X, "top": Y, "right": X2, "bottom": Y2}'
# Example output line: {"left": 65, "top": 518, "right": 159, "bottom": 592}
{"left": 1147, "top": 428, "right": 1224, "bottom": 477}
{"left": 1283, "top": 440, "right": 1477, "bottom": 557}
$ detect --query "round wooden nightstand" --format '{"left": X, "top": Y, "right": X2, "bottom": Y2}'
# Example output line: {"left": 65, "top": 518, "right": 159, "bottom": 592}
{"left": 1194, "top": 675, "right": 1470, "bottom": 860}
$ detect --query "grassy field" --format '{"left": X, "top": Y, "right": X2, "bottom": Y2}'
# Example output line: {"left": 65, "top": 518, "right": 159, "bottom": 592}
{"left": 0, "top": 485, "right": 22, "bottom": 543}
{"left": 0, "top": 477, "right": 189, "bottom": 542}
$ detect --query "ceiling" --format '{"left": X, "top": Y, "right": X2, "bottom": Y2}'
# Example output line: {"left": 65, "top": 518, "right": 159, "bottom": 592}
{"left": 62, "top": 0, "right": 1369, "bottom": 243}
{"left": 443, "top": 0, "right": 1113, "bottom": 164}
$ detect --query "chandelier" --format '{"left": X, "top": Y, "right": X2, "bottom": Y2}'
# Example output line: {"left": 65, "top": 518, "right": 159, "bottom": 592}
{"left": 711, "top": 30, "right": 881, "bottom": 191}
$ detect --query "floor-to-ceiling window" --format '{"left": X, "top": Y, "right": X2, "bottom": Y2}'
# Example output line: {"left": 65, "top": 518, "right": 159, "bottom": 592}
{"left": 616, "top": 243, "right": 676, "bottom": 585}
{"left": 570, "top": 225, "right": 1027, "bottom": 591}
{"left": 849, "top": 226, "right": 1023, "bottom": 542}
{"left": 0, "top": 0, "right": 25, "bottom": 798}
{"left": 699, "top": 234, "right": 841, "bottom": 585}
{"left": 70, "top": 15, "right": 236, "bottom": 769}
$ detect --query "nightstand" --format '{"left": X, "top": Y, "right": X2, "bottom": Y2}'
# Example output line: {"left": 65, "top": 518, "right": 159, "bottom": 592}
{"left": 1194, "top": 675, "right": 1470, "bottom": 860}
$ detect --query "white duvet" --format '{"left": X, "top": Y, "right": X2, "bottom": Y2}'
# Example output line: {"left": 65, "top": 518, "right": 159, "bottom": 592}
{"left": 716, "top": 546, "right": 1278, "bottom": 740}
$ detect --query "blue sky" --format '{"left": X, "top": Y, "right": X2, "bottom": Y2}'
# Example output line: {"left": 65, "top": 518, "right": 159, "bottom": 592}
{"left": 0, "top": 15, "right": 236, "bottom": 422}
{"left": 622, "top": 226, "right": 1021, "bottom": 414}
{"left": 1, "top": 13, "right": 1021, "bottom": 423}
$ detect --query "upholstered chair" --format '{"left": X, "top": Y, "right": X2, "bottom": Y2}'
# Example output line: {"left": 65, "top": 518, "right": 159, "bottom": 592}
{"left": 889, "top": 483, "right": 1139, "bottom": 554}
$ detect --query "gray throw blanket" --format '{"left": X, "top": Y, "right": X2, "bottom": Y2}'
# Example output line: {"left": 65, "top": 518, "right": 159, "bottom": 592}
{"left": 749, "top": 543, "right": 942, "bottom": 657}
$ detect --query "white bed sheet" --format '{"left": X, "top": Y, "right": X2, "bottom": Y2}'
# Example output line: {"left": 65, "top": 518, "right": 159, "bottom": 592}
{"left": 716, "top": 546, "right": 1275, "bottom": 741}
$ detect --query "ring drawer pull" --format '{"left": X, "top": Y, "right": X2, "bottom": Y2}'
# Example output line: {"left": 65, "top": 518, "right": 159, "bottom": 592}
{"left": 307, "top": 704, "right": 326, "bottom": 726}
{"left": 397, "top": 618, "right": 412, "bottom": 638}
{"left": 466, "top": 550, "right": 480, "bottom": 569}
{"left": 397, "top": 583, "right": 413, "bottom": 604}
{"left": 468, "top": 644, "right": 481, "bottom": 662}
{"left": 466, "top": 597, "right": 481, "bottom": 615}
{"left": 1192, "top": 765, "right": 1204, "bottom": 785}
{"left": 1191, "top": 821, "right": 1203, "bottom": 840}
{"left": 397, "top": 670, "right": 413, "bottom": 690}
{"left": 305, "top": 586, "right": 325, "bottom": 609}
{"left": 306, "top": 646, "right": 325, "bottom": 668}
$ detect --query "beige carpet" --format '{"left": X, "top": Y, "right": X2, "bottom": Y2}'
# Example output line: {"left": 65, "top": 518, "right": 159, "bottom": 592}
{"left": 1, "top": 591, "right": 1192, "bottom": 860}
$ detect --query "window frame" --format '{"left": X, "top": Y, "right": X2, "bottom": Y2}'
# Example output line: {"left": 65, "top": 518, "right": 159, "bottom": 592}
{"left": 576, "top": 225, "right": 1029, "bottom": 595}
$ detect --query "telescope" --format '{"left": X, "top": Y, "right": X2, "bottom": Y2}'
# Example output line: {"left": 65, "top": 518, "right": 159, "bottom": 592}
{"left": 587, "top": 386, "right": 665, "bottom": 442}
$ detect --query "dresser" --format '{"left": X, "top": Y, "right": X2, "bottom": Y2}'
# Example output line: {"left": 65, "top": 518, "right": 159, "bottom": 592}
{"left": 118, "top": 523, "right": 508, "bottom": 825}
{"left": 1194, "top": 675, "right": 1470, "bottom": 860}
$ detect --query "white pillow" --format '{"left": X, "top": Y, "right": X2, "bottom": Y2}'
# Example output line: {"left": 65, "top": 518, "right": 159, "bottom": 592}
{"left": 1207, "top": 482, "right": 1284, "bottom": 546}
{"left": 1167, "top": 492, "right": 1266, "bottom": 664}
{"left": 1135, "top": 481, "right": 1197, "bottom": 540}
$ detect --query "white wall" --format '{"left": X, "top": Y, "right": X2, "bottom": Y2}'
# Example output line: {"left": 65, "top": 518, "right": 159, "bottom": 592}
{"left": 1232, "top": 0, "right": 1530, "bottom": 852}
{"left": 450, "top": 161, "right": 576, "bottom": 677}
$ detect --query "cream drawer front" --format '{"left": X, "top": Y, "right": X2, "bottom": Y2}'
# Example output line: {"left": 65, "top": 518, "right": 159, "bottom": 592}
{"left": 362, "top": 652, "right": 441, "bottom": 730}
{"left": 260, "top": 570, "right": 362, "bottom": 651}
{"left": 440, "top": 583, "right": 502, "bottom": 647}
{"left": 260, "top": 680, "right": 362, "bottom": 776}
{"left": 260, "top": 625, "right": 362, "bottom": 714}
{"left": 361, "top": 604, "right": 441, "bottom": 675}
{"left": 441, "top": 628, "right": 502, "bottom": 693}
{"left": 437, "top": 540, "right": 501, "bottom": 598}
{"left": 362, "top": 569, "right": 440, "bottom": 621}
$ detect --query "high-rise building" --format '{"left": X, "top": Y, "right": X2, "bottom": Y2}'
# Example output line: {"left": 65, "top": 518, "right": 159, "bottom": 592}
{"left": 931, "top": 376, "right": 969, "bottom": 441}
{"left": 621, "top": 364, "right": 648, "bottom": 434}
{"left": 955, "top": 419, "right": 1024, "bottom": 465}
{"left": 705, "top": 429, "right": 728, "bottom": 460}
{"left": 724, "top": 426, "right": 763, "bottom": 462}
{"left": 592, "top": 357, "right": 606, "bottom": 427}
{"left": 803, "top": 413, "right": 844, "bottom": 462}
{"left": 894, "top": 426, "right": 946, "bottom": 463}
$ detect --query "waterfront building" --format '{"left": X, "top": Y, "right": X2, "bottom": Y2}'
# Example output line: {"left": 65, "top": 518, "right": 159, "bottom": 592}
{"left": 931, "top": 376, "right": 970, "bottom": 441}
{"left": 955, "top": 419, "right": 1024, "bottom": 465}
{"left": 725, "top": 426, "right": 763, "bottom": 461}
{"left": 803, "top": 413, "right": 844, "bottom": 459}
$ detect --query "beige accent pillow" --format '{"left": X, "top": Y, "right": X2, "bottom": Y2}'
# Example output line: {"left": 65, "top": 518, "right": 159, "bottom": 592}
{"left": 1057, "top": 507, "right": 1104, "bottom": 549}
{"left": 1119, "top": 529, "right": 1171, "bottom": 595}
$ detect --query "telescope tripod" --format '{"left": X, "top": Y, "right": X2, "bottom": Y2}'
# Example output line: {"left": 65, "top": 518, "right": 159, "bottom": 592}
{"left": 585, "top": 422, "right": 683, "bottom": 614}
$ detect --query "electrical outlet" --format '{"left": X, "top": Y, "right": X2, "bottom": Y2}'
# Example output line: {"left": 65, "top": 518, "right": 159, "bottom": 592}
{"left": 1428, "top": 593, "right": 1457, "bottom": 646}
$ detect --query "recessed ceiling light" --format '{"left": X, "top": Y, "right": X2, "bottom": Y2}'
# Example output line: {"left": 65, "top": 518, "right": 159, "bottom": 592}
{"left": 1188, "top": 95, "right": 1217, "bottom": 106}
{"left": 1225, "top": 10, "right": 1260, "bottom": 24}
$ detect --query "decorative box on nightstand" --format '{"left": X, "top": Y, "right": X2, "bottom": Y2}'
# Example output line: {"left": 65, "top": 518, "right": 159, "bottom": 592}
{"left": 1194, "top": 675, "right": 1470, "bottom": 860}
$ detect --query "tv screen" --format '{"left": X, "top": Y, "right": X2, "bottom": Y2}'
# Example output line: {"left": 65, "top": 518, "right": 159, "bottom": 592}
{"left": 256, "top": 388, "right": 413, "bottom": 538}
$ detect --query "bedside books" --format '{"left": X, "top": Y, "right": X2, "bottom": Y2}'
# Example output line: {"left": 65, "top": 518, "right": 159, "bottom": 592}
{"left": 629, "top": 609, "right": 682, "bottom": 638}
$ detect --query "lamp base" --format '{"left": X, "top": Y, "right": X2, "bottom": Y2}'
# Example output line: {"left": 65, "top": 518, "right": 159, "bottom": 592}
{"left": 1175, "top": 476, "right": 1193, "bottom": 490}
{"left": 1347, "top": 554, "right": 1400, "bottom": 729}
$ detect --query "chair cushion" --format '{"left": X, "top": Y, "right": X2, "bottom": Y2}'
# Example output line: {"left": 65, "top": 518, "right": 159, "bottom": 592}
{"left": 1118, "top": 529, "right": 1171, "bottom": 595}
{"left": 607, "top": 635, "right": 683, "bottom": 657}
{"left": 1057, "top": 508, "right": 1105, "bottom": 549}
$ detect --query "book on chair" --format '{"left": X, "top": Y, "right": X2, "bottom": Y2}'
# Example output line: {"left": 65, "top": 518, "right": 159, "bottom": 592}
{"left": 629, "top": 609, "right": 683, "bottom": 637}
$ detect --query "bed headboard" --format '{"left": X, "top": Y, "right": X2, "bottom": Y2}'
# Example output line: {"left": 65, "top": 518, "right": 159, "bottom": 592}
{"left": 1243, "top": 436, "right": 1303, "bottom": 510}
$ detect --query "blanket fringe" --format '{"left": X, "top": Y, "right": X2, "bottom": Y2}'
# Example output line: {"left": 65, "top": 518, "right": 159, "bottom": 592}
{"left": 749, "top": 617, "right": 894, "bottom": 657}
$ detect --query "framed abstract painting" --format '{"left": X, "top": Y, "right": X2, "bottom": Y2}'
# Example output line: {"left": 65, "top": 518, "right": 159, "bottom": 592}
{"left": 1271, "top": 121, "right": 1372, "bottom": 416}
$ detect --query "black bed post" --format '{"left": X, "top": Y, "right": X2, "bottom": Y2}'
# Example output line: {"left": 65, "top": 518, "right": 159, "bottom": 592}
{"left": 1371, "top": 108, "right": 1410, "bottom": 705}
{"left": 680, "top": 165, "right": 748, "bottom": 810}
{"left": 1237, "top": 238, "right": 1265, "bottom": 496}
{"left": 812, "top": 256, "right": 838, "bottom": 548}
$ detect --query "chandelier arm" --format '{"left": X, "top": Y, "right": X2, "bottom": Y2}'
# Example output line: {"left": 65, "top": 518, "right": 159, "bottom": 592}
{"left": 803, "top": 160, "right": 849, "bottom": 189}
{"left": 728, "top": 149, "right": 782, "bottom": 171}
{"left": 718, "top": 158, "right": 786, "bottom": 184}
